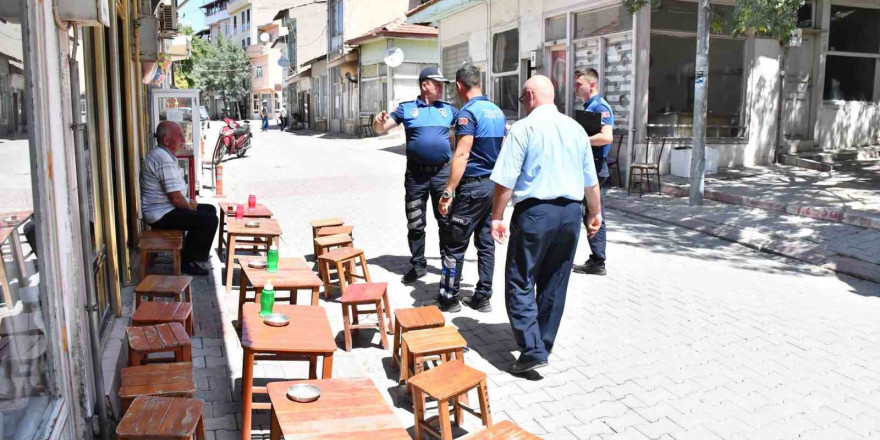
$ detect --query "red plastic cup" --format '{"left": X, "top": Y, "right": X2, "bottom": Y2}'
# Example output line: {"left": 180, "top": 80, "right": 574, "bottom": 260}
{"left": 235, "top": 203, "right": 244, "bottom": 220}
{"left": 248, "top": 194, "right": 256, "bottom": 210}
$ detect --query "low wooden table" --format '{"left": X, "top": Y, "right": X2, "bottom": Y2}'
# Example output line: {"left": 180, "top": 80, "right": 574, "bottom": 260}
{"left": 224, "top": 218, "right": 282, "bottom": 292}
{"left": 217, "top": 202, "right": 273, "bottom": 256}
{"left": 240, "top": 303, "right": 337, "bottom": 440}
{"left": 267, "top": 377, "right": 410, "bottom": 440}
{"left": 237, "top": 256, "right": 322, "bottom": 325}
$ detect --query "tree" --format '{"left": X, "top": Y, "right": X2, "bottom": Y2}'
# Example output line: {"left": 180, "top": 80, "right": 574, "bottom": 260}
{"left": 173, "top": 25, "right": 197, "bottom": 89}
{"left": 190, "top": 36, "right": 251, "bottom": 119}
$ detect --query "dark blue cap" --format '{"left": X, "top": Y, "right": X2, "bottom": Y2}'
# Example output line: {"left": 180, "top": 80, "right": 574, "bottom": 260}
{"left": 418, "top": 66, "right": 451, "bottom": 84}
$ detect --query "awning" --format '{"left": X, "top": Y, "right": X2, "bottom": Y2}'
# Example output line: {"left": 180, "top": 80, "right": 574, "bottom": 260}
{"left": 406, "top": 0, "right": 484, "bottom": 25}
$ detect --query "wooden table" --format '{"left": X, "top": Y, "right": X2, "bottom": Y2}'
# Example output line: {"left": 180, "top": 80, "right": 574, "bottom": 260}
{"left": 0, "top": 210, "right": 33, "bottom": 309}
{"left": 240, "top": 303, "right": 337, "bottom": 440}
{"left": 266, "top": 377, "right": 410, "bottom": 440}
{"left": 465, "top": 421, "right": 544, "bottom": 439}
{"left": 217, "top": 202, "right": 273, "bottom": 256}
{"left": 224, "top": 218, "right": 282, "bottom": 292}
{"left": 237, "top": 256, "right": 323, "bottom": 325}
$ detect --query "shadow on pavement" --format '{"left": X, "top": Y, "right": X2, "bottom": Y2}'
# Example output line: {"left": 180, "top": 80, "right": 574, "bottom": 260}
{"left": 451, "top": 317, "right": 518, "bottom": 373}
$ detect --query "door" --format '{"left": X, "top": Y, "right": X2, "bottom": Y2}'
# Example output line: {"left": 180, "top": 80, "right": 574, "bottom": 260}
{"left": 782, "top": 35, "right": 814, "bottom": 140}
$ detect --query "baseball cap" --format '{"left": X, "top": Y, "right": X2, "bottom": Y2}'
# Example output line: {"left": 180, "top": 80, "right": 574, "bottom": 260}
{"left": 418, "top": 66, "right": 451, "bottom": 84}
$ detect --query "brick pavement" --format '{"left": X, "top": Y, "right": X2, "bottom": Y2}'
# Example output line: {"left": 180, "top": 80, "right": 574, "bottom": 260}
{"left": 187, "top": 126, "right": 880, "bottom": 439}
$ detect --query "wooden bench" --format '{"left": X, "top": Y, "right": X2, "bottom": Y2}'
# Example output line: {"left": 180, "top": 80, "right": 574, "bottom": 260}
{"left": 134, "top": 274, "right": 192, "bottom": 308}
{"left": 409, "top": 360, "right": 492, "bottom": 440}
{"left": 132, "top": 301, "right": 194, "bottom": 336}
{"left": 126, "top": 323, "right": 192, "bottom": 366}
{"left": 339, "top": 282, "right": 393, "bottom": 351}
{"left": 116, "top": 395, "right": 206, "bottom": 440}
{"left": 118, "top": 362, "right": 195, "bottom": 415}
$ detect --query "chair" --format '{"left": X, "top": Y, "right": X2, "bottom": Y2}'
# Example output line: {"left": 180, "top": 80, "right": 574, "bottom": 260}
{"left": 118, "top": 362, "right": 195, "bottom": 415}
{"left": 628, "top": 137, "right": 668, "bottom": 197}
{"left": 339, "top": 282, "right": 393, "bottom": 351}
{"left": 358, "top": 114, "right": 375, "bottom": 138}
{"left": 116, "top": 395, "right": 206, "bottom": 440}
{"left": 607, "top": 132, "right": 627, "bottom": 188}
{"left": 408, "top": 360, "right": 492, "bottom": 440}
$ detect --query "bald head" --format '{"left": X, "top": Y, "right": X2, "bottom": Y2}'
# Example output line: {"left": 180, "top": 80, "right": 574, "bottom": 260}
{"left": 521, "top": 75, "right": 556, "bottom": 114}
{"left": 156, "top": 120, "right": 184, "bottom": 153}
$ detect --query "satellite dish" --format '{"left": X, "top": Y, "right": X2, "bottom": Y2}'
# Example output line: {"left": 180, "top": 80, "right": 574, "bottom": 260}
{"left": 384, "top": 47, "right": 404, "bottom": 68}
{"left": 259, "top": 32, "right": 271, "bottom": 43}
{"left": 278, "top": 55, "right": 290, "bottom": 67}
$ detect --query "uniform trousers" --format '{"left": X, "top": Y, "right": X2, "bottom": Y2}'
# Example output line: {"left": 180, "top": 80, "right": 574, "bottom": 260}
{"left": 505, "top": 197, "right": 581, "bottom": 363}
{"left": 441, "top": 177, "right": 495, "bottom": 299}
{"left": 404, "top": 163, "right": 450, "bottom": 270}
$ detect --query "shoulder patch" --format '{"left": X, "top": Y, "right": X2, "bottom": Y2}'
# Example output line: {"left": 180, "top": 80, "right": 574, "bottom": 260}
{"left": 439, "top": 108, "right": 447, "bottom": 118}
{"left": 602, "top": 111, "right": 611, "bottom": 118}
{"left": 410, "top": 108, "right": 419, "bottom": 118}
{"left": 458, "top": 117, "right": 469, "bottom": 126}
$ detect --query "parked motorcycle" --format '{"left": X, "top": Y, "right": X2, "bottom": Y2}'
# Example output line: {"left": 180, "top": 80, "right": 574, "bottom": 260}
{"left": 212, "top": 118, "right": 252, "bottom": 164}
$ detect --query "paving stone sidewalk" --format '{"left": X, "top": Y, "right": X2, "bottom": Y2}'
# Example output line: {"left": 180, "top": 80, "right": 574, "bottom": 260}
{"left": 186, "top": 126, "right": 880, "bottom": 440}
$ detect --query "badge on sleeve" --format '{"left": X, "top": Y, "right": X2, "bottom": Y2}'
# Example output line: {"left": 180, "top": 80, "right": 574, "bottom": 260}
{"left": 602, "top": 111, "right": 610, "bottom": 118}
{"left": 410, "top": 108, "right": 419, "bottom": 118}
{"left": 458, "top": 117, "right": 469, "bottom": 126}
{"left": 439, "top": 108, "right": 447, "bottom": 118}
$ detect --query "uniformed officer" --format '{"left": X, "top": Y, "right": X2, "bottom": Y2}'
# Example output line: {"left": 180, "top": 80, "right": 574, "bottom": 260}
{"left": 373, "top": 67, "right": 458, "bottom": 283}
{"left": 490, "top": 75, "right": 602, "bottom": 374}
{"left": 436, "top": 63, "right": 506, "bottom": 313}
{"left": 572, "top": 68, "right": 614, "bottom": 276}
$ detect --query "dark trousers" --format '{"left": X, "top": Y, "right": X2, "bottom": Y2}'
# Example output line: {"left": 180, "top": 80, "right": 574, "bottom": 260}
{"left": 505, "top": 198, "right": 581, "bottom": 363}
{"left": 441, "top": 178, "right": 495, "bottom": 299}
{"left": 587, "top": 171, "right": 608, "bottom": 264}
{"left": 151, "top": 204, "right": 219, "bottom": 263}
{"left": 404, "top": 164, "right": 450, "bottom": 269}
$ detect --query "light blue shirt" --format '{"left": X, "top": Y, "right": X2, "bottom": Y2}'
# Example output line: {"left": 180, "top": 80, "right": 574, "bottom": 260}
{"left": 490, "top": 104, "right": 598, "bottom": 205}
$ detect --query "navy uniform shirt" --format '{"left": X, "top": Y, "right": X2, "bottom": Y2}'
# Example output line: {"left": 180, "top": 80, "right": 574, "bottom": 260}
{"left": 583, "top": 94, "right": 614, "bottom": 159}
{"left": 391, "top": 97, "right": 458, "bottom": 165}
{"left": 454, "top": 96, "right": 507, "bottom": 177}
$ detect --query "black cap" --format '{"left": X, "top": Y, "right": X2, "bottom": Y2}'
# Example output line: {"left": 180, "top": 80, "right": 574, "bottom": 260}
{"left": 418, "top": 66, "right": 451, "bottom": 84}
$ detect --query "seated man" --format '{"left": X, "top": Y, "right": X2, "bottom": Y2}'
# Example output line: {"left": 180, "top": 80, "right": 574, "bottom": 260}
{"left": 141, "top": 121, "right": 218, "bottom": 276}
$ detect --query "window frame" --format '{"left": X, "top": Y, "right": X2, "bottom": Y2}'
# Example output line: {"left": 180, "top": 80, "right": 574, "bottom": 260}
{"left": 255, "top": 65, "right": 263, "bottom": 79}
{"left": 822, "top": 4, "right": 880, "bottom": 103}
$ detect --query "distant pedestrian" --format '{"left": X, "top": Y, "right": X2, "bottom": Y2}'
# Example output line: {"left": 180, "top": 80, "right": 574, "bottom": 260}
{"left": 572, "top": 68, "right": 614, "bottom": 276}
{"left": 373, "top": 67, "right": 458, "bottom": 286}
{"left": 260, "top": 101, "right": 269, "bottom": 131}
{"left": 437, "top": 63, "right": 506, "bottom": 313}
{"left": 490, "top": 75, "right": 602, "bottom": 374}
{"left": 280, "top": 105, "right": 289, "bottom": 130}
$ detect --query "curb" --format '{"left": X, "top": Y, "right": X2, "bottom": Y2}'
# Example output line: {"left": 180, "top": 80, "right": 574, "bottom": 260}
{"left": 606, "top": 198, "right": 880, "bottom": 284}
{"left": 659, "top": 183, "right": 880, "bottom": 231}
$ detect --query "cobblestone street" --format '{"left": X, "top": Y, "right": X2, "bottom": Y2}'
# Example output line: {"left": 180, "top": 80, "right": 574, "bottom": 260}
{"left": 190, "top": 125, "right": 880, "bottom": 440}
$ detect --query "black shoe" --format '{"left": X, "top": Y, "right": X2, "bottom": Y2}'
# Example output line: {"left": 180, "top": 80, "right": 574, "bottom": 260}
{"left": 572, "top": 260, "right": 606, "bottom": 275}
{"left": 401, "top": 267, "right": 427, "bottom": 284}
{"left": 434, "top": 295, "right": 461, "bottom": 313}
{"left": 509, "top": 358, "right": 548, "bottom": 375}
{"left": 462, "top": 295, "right": 492, "bottom": 313}
{"left": 182, "top": 261, "right": 209, "bottom": 276}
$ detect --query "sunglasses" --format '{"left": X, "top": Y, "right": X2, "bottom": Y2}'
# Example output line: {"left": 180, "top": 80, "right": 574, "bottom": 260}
{"left": 518, "top": 91, "right": 528, "bottom": 103}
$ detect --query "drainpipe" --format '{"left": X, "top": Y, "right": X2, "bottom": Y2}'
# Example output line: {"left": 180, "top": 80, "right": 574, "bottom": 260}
{"left": 67, "top": 26, "right": 112, "bottom": 440}
{"left": 627, "top": 8, "right": 639, "bottom": 186}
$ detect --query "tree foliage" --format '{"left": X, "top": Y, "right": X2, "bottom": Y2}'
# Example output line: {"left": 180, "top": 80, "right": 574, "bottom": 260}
{"left": 190, "top": 36, "right": 251, "bottom": 116}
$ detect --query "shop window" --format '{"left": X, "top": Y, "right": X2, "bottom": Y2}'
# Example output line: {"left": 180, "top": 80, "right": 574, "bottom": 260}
{"left": 443, "top": 42, "right": 469, "bottom": 101}
{"left": 651, "top": 0, "right": 736, "bottom": 35}
{"left": 823, "top": 5, "right": 880, "bottom": 102}
{"left": 823, "top": 56, "right": 877, "bottom": 102}
{"left": 545, "top": 15, "right": 566, "bottom": 43}
{"left": 574, "top": 5, "right": 632, "bottom": 40}
{"left": 492, "top": 76, "right": 519, "bottom": 118}
{"left": 492, "top": 29, "right": 519, "bottom": 74}
{"left": 828, "top": 6, "right": 880, "bottom": 54}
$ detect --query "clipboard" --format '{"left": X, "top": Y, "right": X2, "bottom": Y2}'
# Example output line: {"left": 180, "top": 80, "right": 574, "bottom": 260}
{"left": 574, "top": 110, "right": 602, "bottom": 136}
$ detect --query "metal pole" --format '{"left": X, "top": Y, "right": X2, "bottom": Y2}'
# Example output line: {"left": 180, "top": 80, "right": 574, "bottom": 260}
{"left": 689, "top": 0, "right": 710, "bottom": 206}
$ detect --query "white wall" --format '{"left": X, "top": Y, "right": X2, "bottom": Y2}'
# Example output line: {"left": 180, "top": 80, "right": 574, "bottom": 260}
{"left": 439, "top": 3, "right": 488, "bottom": 63}
{"left": 743, "top": 38, "right": 782, "bottom": 166}
{"left": 818, "top": 102, "right": 880, "bottom": 149}
{"left": 343, "top": 0, "right": 410, "bottom": 43}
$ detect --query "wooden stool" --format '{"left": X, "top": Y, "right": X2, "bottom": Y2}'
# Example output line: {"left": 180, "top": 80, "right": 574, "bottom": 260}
{"left": 340, "top": 282, "right": 393, "bottom": 351}
{"left": 126, "top": 323, "right": 192, "bottom": 366}
{"left": 400, "top": 325, "right": 466, "bottom": 384}
{"left": 316, "top": 225, "right": 354, "bottom": 237}
{"left": 310, "top": 217, "right": 344, "bottom": 254}
{"left": 132, "top": 301, "right": 194, "bottom": 336}
{"left": 392, "top": 306, "right": 445, "bottom": 370}
{"left": 116, "top": 395, "right": 206, "bottom": 440}
{"left": 119, "top": 362, "right": 195, "bottom": 415}
{"left": 139, "top": 231, "right": 183, "bottom": 280}
{"left": 134, "top": 274, "right": 192, "bottom": 308}
{"left": 467, "top": 421, "right": 542, "bottom": 439}
{"left": 409, "top": 360, "right": 492, "bottom": 440}
{"left": 314, "top": 233, "right": 354, "bottom": 279}
{"left": 317, "top": 247, "right": 371, "bottom": 299}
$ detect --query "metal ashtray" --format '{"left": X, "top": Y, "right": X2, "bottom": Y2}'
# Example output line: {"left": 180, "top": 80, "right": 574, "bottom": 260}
{"left": 2, "top": 216, "right": 16, "bottom": 223}
{"left": 244, "top": 220, "right": 261, "bottom": 228}
{"left": 287, "top": 384, "right": 321, "bottom": 403}
{"left": 262, "top": 313, "right": 290, "bottom": 327}
{"left": 247, "top": 260, "right": 268, "bottom": 269}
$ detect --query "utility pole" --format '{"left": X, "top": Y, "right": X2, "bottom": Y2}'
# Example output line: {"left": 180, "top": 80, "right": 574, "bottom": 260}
{"left": 689, "top": 0, "right": 710, "bottom": 206}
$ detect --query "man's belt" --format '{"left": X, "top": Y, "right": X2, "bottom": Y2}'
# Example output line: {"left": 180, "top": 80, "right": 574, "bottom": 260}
{"left": 461, "top": 175, "right": 490, "bottom": 183}
{"left": 407, "top": 161, "right": 449, "bottom": 173}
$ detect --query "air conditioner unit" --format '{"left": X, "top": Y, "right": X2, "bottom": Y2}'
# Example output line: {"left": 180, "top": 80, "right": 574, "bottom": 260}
{"left": 158, "top": 3, "right": 178, "bottom": 37}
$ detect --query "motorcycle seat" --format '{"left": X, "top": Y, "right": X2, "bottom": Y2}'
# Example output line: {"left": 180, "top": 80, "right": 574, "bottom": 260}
{"left": 233, "top": 127, "right": 249, "bottom": 137}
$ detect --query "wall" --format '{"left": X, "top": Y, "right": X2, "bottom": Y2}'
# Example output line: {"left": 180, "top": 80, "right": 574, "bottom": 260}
{"left": 742, "top": 38, "right": 781, "bottom": 166}
{"left": 342, "top": 0, "right": 410, "bottom": 43}
{"left": 439, "top": 3, "right": 488, "bottom": 63}
{"left": 290, "top": 2, "right": 327, "bottom": 76}
{"left": 818, "top": 102, "right": 880, "bottom": 149}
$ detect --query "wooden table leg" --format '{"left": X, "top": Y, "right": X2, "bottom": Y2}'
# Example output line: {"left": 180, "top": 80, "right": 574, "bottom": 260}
{"left": 217, "top": 213, "right": 225, "bottom": 255}
{"left": 322, "top": 353, "right": 333, "bottom": 379}
{"left": 225, "top": 235, "right": 237, "bottom": 292}
{"left": 0, "top": 254, "right": 13, "bottom": 309}
{"left": 241, "top": 348, "right": 255, "bottom": 440}
{"left": 10, "top": 231, "right": 27, "bottom": 283}
{"left": 310, "top": 287, "right": 319, "bottom": 306}
{"left": 238, "top": 270, "right": 249, "bottom": 327}
{"left": 270, "top": 407, "right": 281, "bottom": 440}
{"left": 391, "top": 321, "right": 401, "bottom": 368}
{"left": 308, "top": 356, "right": 317, "bottom": 380}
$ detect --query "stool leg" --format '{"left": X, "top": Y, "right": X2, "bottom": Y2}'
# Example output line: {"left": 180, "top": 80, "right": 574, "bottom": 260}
{"left": 412, "top": 388, "right": 425, "bottom": 440}
{"left": 182, "top": 344, "right": 192, "bottom": 362}
{"left": 225, "top": 236, "right": 237, "bottom": 292}
{"left": 320, "top": 261, "right": 332, "bottom": 299}
{"left": 359, "top": 253, "right": 372, "bottom": 283}
{"left": 382, "top": 290, "right": 393, "bottom": 334}
{"left": 186, "top": 315, "right": 194, "bottom": 336}
{"left": 173, "top": 250, "right": 181, "bottom": 275}
{"left": 454, "top": 393, "right": 463, "bottom": 426}
{"left": 196, "top": 414, "right": 206, "bottom": 440}
{"left": 311, "top": 287, "right": 319, "bottom": 306}
{"left": 135, "top": 292, "right": 142, "bottom": 309}
{"left": 140, "top": 252, "right": 148, "bottom": 280}
{"left": 456, "top": 348, "right": 469, "bottom": 407}
{"left": 376, "top": 300, "right": 389, "bottom": 350}
{"left": 391, "top": 321, "right": 401, "bottom": 367}
{"left": 437, "top": 399, "right": 453, "bottom": 440}
{"left": 399, "top": 339, "right": 410, "bottom": 384}
{"left": 478, "top": 379, "right": 492, "bottom": 427}
{"left": 185, "top": 284, "right": 192, "bottom": 302}
{"left": 342, "top": 303, "right": 352, "bottom": 351}
{"left": 308, "top": 355, "right": 317, "bottom": 380}
{"left": 336, "top": 261, "right": 347, "bottom": 296}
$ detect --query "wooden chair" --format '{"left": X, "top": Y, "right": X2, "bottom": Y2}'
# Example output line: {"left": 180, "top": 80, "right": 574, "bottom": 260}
{"left": 132, "top": 301, "right": 194, "bottom": 336}
{"left": 408, "top": 360, "right": 492, "bottom": 440}
{"left": 359, "top": 114, "right": 375, "bottom": 138}
{"left": 118, "top": 362, "right": 195, "bottom": 415}
{"left": 134, "top": 275, "right": 192, "bottom": 308}
{"left": 126, "top": 323, "right": 192, "bottom": 366}
{"left": 466, "top": 421, "right": 542, "bottom": 439}
{"left": 607, "top": 132, "right": 627, "bottom": 188}
{"left": 116, "top": 395, "right": 206, "bottom": 440}
{"left": 317, "top": 247, "right": 371, "bottom": 299}
{"left": 314, "top": 233, "right": 354, "bottom": 279}
{"left": 392, "top": 306, "right": 445, "bottom": 370}
{"left": 400, "top": 325, "right": 466, "bottom": 384}
{"left": 628, "top": 137, "right": 668, "bottom": 197}
{"left": 139, "top": 230, "right": 184, "bottom": 280}
{"left": 339, "top": 282, "right": 393, "bottom": 351}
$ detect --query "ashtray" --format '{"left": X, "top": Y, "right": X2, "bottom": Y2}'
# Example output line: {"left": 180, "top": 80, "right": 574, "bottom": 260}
{"left": 2, "top": 216, "right": 16, "bottom": 222}
{"left": 247, "top": 260, "right": 267, "bottom": 269}
{"left": 262, "top": 313, "right": 289, "bottom": 327}
{"left": 286, "top": 384, "right": 321, "bottom": 403}
{"left": 244, "top": 220, "right": 260, "bottom": 228}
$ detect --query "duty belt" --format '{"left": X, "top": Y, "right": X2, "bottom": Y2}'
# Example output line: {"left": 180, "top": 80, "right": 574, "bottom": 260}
{"left": 462, "top": 175, "right": 490, "bottom": 183}
{"left": 407, "top": 161, "right": 449, "bottom": 173}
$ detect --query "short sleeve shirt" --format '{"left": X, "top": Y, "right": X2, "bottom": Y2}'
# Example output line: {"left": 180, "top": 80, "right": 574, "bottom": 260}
{"left": 391, "top": 97, "right": 457, "bottom": 165}
{"left": 141, "top": 147, "right": 187, "bottom": 224}
{"left": 584, "top": 94, "right": 614, "bottom": 159}
{"left": 454, "top": 96, "right": 507, "bottom": 177}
